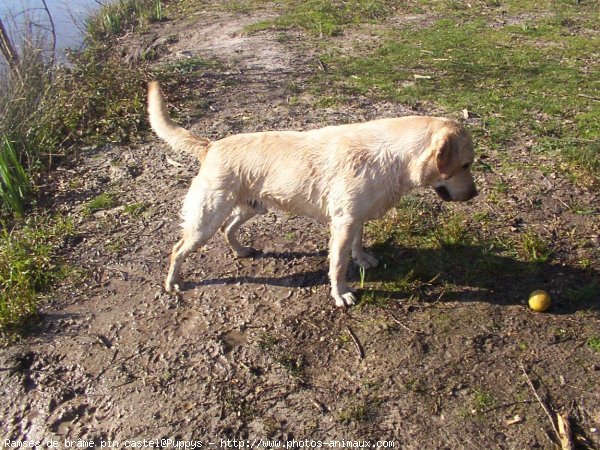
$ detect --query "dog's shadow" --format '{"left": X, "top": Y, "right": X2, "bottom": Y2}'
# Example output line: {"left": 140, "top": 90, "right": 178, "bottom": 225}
{"left": 190, "top": 249, "right": 329, "bottom": 289}
{"left": 188, "top": 244, "right": 598, "bottom": 313}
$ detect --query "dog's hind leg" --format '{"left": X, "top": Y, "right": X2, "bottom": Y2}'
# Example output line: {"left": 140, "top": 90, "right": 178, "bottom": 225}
{"left": 329, "top": 219, "right": 360, "bottom": 307}
{"left": 220, "top": 204, "right": 260, "bottom": 258}
{"left": 165, "top": 178, "right": 236, "bottom": 292}
{"left": 351, "top": 224, "right": 379, "bottom": 269}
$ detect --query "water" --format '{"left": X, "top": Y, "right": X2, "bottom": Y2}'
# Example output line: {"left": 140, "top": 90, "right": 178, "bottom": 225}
{"left": 0, "top": 0, "right": 105, "bottom": 53}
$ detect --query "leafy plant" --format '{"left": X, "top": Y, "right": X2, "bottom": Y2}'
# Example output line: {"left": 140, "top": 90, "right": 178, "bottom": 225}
{"left": 0, "top": 136, "right": 29, "bottom": 215}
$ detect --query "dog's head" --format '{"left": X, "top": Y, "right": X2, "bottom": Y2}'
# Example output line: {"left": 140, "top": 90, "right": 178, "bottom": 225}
{"left": 424, "top": 123, "right": 477, "bottom": 202}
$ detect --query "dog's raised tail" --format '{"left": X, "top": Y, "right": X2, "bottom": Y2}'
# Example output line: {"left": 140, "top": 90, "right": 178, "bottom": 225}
{"left": 147, "top": 81, "right": 211, "bottom": 160}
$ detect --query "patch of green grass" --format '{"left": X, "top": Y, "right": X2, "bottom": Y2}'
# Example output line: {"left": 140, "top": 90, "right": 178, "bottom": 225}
{"left": 587, "top": 337, "right": 600, "bottom": 353}
{"left": 359, "top": 269, "right": 420, "bottom": 307}
{"left": 124, "top": 202, "right": 148, "bottom": 216}
{"left": 520, "top": 231, "right": 552, "bottom": 263}
{"left": 245, "top": 0, "right": 393, "bottom": 36}
{"left": 275, "top": 353, "right": 305, "bottom": 379}
{"left": 337, "top": 396, "right": 377, "bottom": 424}
{"left": 491, "top": 180, "right": 509, "bottom": 195}
{"left": 518, "top": 342, "right": 528, "bottom": 351}
{"left": 364, "top": 200, "right": 478, "bottom": 299}
{"left": 472, "top": 390, "right": 494, "bottom": 412}
{"left": 570, "top": 203, "right": 596, "bottom": 216}
{"left": 222, "top": 387, "right": 256, "bottom": 421}
{"left": 433, "top": 214, "right": 470, "bottom": 249}
{"left": 404, "top": 377, "right": 427, "bottom": 394}
{"left": 106, "top": 236, "right": 127, "bottom": 254}
{"left": 256, "top": 331, "right": 278, "bottom": 350}
{"left": 223, "top": 1, "right": 256, "bottom": 13}
{"left": 54, "top": 52, "right": 151, "bottom": 145}
{"left": 0, "top": 31, "right": 54, "bottom": 215}
{"left": 255, "top": 331, "right": 306, "bottom": 381}
{"left": 365, "top": 195, "right": 504, "bottom": 292}
{"left": 472, "top": 211, "right": 490, "bottom": 223}
{"left": 0, "top": 216, "right": 73, "bottom": 338}
{"left": 84, "top": 193, "right": 118, "bottom": 215}
{"left": 323, "top": 4, "right": 599, "bottom": 177}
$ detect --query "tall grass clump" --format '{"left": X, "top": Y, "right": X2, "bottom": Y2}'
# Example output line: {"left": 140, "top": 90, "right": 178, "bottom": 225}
{"left": 1, "top": 0, "right": 160, "bottom": 335}
{"left": 0, "top": 136, "right": 30, "bottom": 215}
{"left": 85, "top": 0, "right": 164, "bottom": 41}
{"left": 0, "top": 29, "right": 54, "bottom": 215}
{"left": 0, "top": 0, "right": 159, "bottom": 217}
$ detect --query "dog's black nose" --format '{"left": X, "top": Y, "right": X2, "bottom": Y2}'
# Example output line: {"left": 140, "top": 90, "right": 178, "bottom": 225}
{"left": 469, "top": 186, "right": 479, "bottom": 200}
{"left": 434, "top": 185, "right": 451, "bottom": 201}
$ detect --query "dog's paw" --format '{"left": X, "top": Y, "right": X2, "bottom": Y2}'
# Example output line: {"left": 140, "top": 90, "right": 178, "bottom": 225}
{"left": 164, "top": 279, "right": 181, "bottom": 293}
{"left": 332, "top": 290, "right": 357, "bottom": 308}
{"left": 353, "top": 251, "right": 379, "bottom": 269}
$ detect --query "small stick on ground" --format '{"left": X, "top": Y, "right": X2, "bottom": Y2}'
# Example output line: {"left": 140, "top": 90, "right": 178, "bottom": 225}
{"left": 557, "top": 413, "right": 574, "bottom": 450}
{"left": 311, "top": 398, "right": 328, "bottom": 413}
{"left": 388, "top": 312, "right": 427, "bottom": 335}
{"left": 424, "top": 272, "right": 441, "bottom": 285}
{"left": 431, "top": 286, "right": 447, "bottom": 306}
{"left": 519, "top": 362, "right": 561, "bottom": 446}
{"left": 345, "top": 325, "right": 364, "bottom": 360}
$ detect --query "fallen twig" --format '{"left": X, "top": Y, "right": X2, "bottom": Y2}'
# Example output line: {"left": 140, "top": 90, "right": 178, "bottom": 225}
{"left": 345, "top": 325, "right": 364, "bottom": 360}
{"left": 557, "top": 413, "right": 574, "bottom": 450}
{"left": 506, "top": 415, "right": 524, "bottom": 425}
{"left": 311, "top": 398, "right": 328, "bottom": 413}
{"left": 424, "top": 273, "right": 441, "bottom": 285}
{"left": 388, "top": 312, "right": 427, "bottom": 335}
{"left": 577, "top": 93, "right": 600, "bottom": 102}
{"left": 519, "top": 362, "right": 561, "bottom": 446}
{"left": 431, "top": 286, "right": 447, "bottom": 306}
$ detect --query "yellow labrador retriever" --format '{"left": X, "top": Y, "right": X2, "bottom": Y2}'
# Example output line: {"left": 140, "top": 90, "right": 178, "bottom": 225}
{"left": 148, "top": 81, "right": 477, "bottom": 307}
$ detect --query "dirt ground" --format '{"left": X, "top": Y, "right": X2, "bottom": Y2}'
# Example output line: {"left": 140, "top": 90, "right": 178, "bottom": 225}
{"left": 1, "top": 2, "right": 599, "bottom": 449}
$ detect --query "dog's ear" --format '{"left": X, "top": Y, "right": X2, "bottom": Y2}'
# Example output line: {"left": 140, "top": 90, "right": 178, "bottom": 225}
{"left": 435, "top": 134, "right": 455, "bottom": 180}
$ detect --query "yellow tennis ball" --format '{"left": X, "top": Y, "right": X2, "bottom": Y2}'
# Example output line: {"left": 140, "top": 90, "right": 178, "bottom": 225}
{"left": 528, "top": 290, "right": 551, "bottom": 312}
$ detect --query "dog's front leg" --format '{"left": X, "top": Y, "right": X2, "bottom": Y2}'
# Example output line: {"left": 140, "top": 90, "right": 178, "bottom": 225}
{"left": 329, "top": 219, "right": 359, "bottom": 307}
{"left": 351, "top": 224, "right": 379, "bottom": 269}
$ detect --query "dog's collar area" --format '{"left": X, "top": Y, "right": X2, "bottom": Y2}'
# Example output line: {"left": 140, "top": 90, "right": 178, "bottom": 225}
{"left": 434, "top": 185, "right": 451, "bottom": 201}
